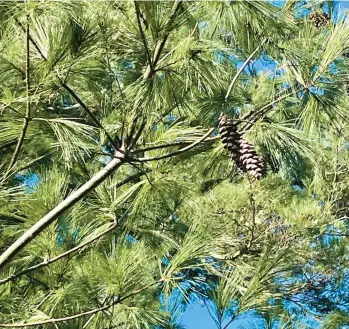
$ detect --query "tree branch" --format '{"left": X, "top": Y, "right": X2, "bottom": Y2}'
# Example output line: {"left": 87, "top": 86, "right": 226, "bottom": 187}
{"left": 136, "top": 128, "right": 215, "bottom": 162}
{"left": 0, "top": 222, "right": 118, "bottom": 285}
{"left": 142, "top": 1, "right": 182, "bottom": 79}
{"left": 0, "top": 280, "right": 161, "bottom": 327}
{"left": 59, "top": 81, "right": 122, "bottom": 153}
{"left": 6, "top": 16, "right": 31, "bottom": 172}
{"left": 128, "top": 119, "right": 146, "bottom": 150}
{"left": 14, "top": 17, "right": 46, "bottom": 60}
{"left": 222, "top": 315, "right": 237, "bottom": 329}
{"left": 107, "top": 170, "right": 148, "bottom": 190}
{"left": 225, "top": 39, "right": 266, "bottom": 102}
{"left": 133, "top": 135, "right": 218, "bottom": 154}
{"left": 0, "top": 140, "right": 18, "bottom": 151}
{"left": 134, "top": 1, "right": 153, "bottom": 74}
{"left": 125, "top": 2, "right": 183, "bottom": 152}
{"left": 0, "top": 151, "right": 125, "bottom": 270}
{"left": 239, "top": 90, "right": 298, "bottom": 131}
{"left": 14, "top": 16, "right": 121, "bottom": 154}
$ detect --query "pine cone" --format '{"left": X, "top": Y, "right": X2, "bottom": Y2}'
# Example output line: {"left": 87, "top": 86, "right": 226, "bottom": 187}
{"left": 218, "top": 113, "right": 241, "bottom": 165}
{"left": 218, "top": 113, "right": 266, "bottom": 180}
{"left": 309, "top": 12, "right": 330, "bottom": 28}
{"left": 239, "top": 139, "right": 266, "bottom": 180}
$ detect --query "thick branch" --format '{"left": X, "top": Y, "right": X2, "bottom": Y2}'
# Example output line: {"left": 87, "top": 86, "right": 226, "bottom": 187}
{"left": 0, "top": 152, "right": 124, "bottom": 270}
{"left": 0, "top": 222, "right": 118, "bottom": 285}
{"left": 137, "top": 128, "right": 215, "bottom": 162}
{"left": 7, "top": 17, "right": 31, "bottom": 172}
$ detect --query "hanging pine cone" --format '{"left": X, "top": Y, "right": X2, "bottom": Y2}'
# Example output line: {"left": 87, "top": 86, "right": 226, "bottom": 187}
{"left": 309, "top": 12, "right": 330, "bottom": 28}
{"left": 218, "top": 113, "right": 266, "bottom": 180}
{"left": 218, "top": 113, "right": 241, "bottom": 165}
{"left": 239, "top": 139, "right": 267, "bottom": 180}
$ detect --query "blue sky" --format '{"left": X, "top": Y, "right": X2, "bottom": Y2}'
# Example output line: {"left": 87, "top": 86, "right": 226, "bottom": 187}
{"left": 180, "top": 302, "right": 259, "bottom": 329}
{"left": 339, "top": 0, "right": 349, "bottom": 11}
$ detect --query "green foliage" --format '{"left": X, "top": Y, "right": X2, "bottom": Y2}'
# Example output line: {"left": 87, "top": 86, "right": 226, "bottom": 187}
{"left": 0, "top": 1, "right": 349, "bottom": 329}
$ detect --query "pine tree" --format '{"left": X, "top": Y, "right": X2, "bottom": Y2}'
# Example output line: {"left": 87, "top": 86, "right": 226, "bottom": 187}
{"left": 0, "top": 1, "right": 348, "bottom": 329}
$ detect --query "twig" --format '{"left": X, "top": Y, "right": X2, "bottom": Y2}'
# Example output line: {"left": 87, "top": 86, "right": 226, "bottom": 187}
{"left": 0, "top": 222, "right": 118, "bottom": 285}
{"left": 6, "top": 16, "right": 31, "bottom": 172}
{"left": 247, "top": 181, "right": 256, "bottom": 249}
{"left": 60, "top": 81, "right": 121, "bottom": 154}
{"left": 136, "top": 128, "right": 215, "bottom": 162}
{"left": 14, "top": 17, "right": 46, "bottom": 59}
{"left": 157, "top": 22, "right": 198, "bottom": 67}
{"left": 106, "top": 171, "right": 146, "bottom": 189}
{"left": 240, "top": 90, "right": 297, "bottom": 131}
{"left": 128, "top": 119, "right": 146, "bottom": 150}
{"left": 3, "top": 155, "right": 48, "bottom": 183}
{"left": 225, "top": 39, "right": 266, "bottom": 102}
{"left": 222, "top": 315, "right": 237, "bottom": 329}
{"left": 132, "top": 134, "right": 219, "bottom": 154}
{"left": 202, "top": 298, "right": 220, "bottom": 329}
{"left": 134, "top": 1, "right": 153, "bottom": 74}
{"left": 0, "top": 140, "right": 18, "bottom": 151}
{"left": 142, "top": 1, "right": 182, "bottom": 79}
{"left": 126, "top": 1, "right": 182, "bottom": 150}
